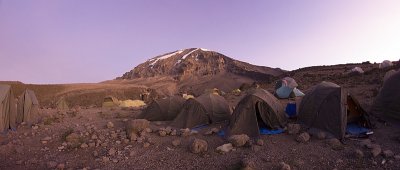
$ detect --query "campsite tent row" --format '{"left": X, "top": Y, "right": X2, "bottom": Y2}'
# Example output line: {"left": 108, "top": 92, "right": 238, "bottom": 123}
{"left": 1, "top": 85, "right": 39, "bottom": 132}
{"left": 139, "top": 79, "right": 374, "bottom": 139}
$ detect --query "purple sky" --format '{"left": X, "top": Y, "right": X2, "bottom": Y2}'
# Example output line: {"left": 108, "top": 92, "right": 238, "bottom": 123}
{"left": 1, "top": 0, "right": 400, "bottom": 84}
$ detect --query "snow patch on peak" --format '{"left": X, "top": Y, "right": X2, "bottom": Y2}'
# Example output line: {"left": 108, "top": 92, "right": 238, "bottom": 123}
{"left": 149, "top": 50, "right": 183, "bottom": 67}
{"left": 182, "top": 48, "right": 199, "bottom": 59}
{"left": 199, "top": 48, "right": 210, "bottom": 52}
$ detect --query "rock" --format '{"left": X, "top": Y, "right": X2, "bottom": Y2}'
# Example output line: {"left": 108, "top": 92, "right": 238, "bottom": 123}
{"left": 144, "top": 128, "right": 152, "bottom": 133}
{"left": 41, "top": 136, "right": 52, "bottom": 141}
{"left": 366, "top": 144, "right": 380, "bottom": 149}
{"left": 88, "top": 142, "right": 95, "bottom": 147}
{"left": 241, "top": 158, "right": 255, "bottom": 169}
{"left": 126, "top": 119, "right": 150, "bottom": 135}
{"left": 32, "top": 125, "right": 39, "bottom": 130}
{"left": 190, "top": 130, "right": 199, "bottom": 135}
{"left": 170, "top": 129, "right": 177, "bottom": 136}
{"left": 65, "top": 133, "right": 81, "bottom": 145}
{"left": 296, "top": 132, "right": 310, "bottom": 143}
{"left": 190, "top": 139, "right": 208, "bottom": 154}
{"left": 91, "top": 134, "right": 98, "bottom": 140}
{"left": 371, "top": 146, "right": 382, "bottom": 157}
{"left": 355, "top": 149, "right": 364, "bottom": 158}
{"left": 57, "top": 163, "right": 65, "bottom": 169}
{"left": 280, "top": 162, "right": 291, "bottom": 170}
{"left": 107, "top": 122, "right": 114, "bottom": 129}
{"left": 229, "top": 134, "right": 250, "bottom": 147}
{"left": 180, "top": 128, "right": 191, "bottom": 137}
{"left": 172, "top": 139, "right": 181, "bottom": 147}
{"left": 129, "top": 133, "right": 138, "bottom": 141}
{"left": 256, "top": 139, "right": 264, "bottom": 146}
{"left": 80, "top": 143, "right": 88, "bottom": 148}
{"left": 216, "top": 143, "right": 233, "bottom": 153}
{"left": 159, "top": 130, "right": 167, "bottom": 137}
{"left": 93, "top": 151, "right": 99, "bottom": 157}
{"left": 251, "top": 145, "right": 261, "bottom": 152}
{"left": 165, "top": 127, "right": 172, "bottom": 134}
{"left": 287, "top": 124, "right": 301, "bottom": 135}
{"left": 47, "top": 161, "right": 58, "bottom": 169}
{"left": 102, "top": 156, "right": 110, "bottom": 163}
{"left": 129, "top": 151, "right": 135, "bottom": 157}
{"left": 383, "top": 150, "right": 394, "bottom": 158}
{"left": 326, "top": 138, "right": 343, "bottom": 150}
{"left": 108, "top": 148, "right": 116, "bottom": 156}
{"left": 360, "top": 139, "right": 372, "bottom": 148}
{"left": 143, "top": 142, "right": 150, "bottom": 148}
{"left": 15, "top": 160, "right": 23, "bottom": 165}
{"left": 316, "top": 131, "right": 326, "bottom": 140}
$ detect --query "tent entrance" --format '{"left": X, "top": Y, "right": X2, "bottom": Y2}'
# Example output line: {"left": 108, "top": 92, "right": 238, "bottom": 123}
{"left": 255, "top": 102, "right": 267, "bottom": 128}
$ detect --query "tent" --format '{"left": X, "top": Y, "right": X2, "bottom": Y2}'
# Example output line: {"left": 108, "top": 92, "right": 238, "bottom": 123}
{"left": 371, "top": 70, "right": 400, "bottom": 119}
{"left": 102, "top": 96, "right": 119, "bottom": 108}
{"left": 298, "top": 82, "right": 371, "bottom": 139}
{"left": 383, "top": 69, "right": 397, "bottom": 82}
{"left": 17, "top": 89, "right": 39, "bottom": 125}
{"left": 119, "top": 99, "right": 146, "bottom": 108}
{"left": 137, "top": 96, "right": 185, "bottom": 121}
{"left": 349, "top": 67, "right": 364, "bottom": 74}
{"left": 170, "top": 93, "right": 231, "bottom": 128}
{"left": 379, "top": 60, "right": 393, "bottom": 69}
{"left": 275, "top": 77, "right": 304, "bottom": 99}
{"left": 0, "top": 84, "right": 17, "bottom": 132}
{"left": 228, "top": 89, "right": 287, "bottom": 137}
{"left": 56, "top": 97, "right": 69, "bottom": 110}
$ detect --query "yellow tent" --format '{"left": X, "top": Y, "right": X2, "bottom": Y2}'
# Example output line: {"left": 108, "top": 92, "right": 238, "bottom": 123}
{"left": 119, "top": 100, "right": 146, "bottom": 108}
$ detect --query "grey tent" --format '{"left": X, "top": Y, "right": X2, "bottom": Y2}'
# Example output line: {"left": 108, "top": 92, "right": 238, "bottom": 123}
{"left": 275, "top": 77, "right": 304, "bottom": 99}
{"left": 170, "top": 93, "right": 231, "bottom": 128}
{"left": 229, "top": 89, "right": 287, "bottom": 137}
{"left": 57, "top": 97, "right": 69, "bottom": 110}
{"left": 298, "top": 82, "right": 345, "bottom": 139}
{"left": 371, "top": 70, "right": 400, "bottom": 119}
{"left": 0, "top": 84, "right": 17, "bottom": 132}
{"left": 137, "top": 96, "right": 185, "bottom": 121}
{"left": 17, "top": 89, "right": 39, "bottom": 125}
{"left": 298, "top": 81, "right": 371, "bottom": 139}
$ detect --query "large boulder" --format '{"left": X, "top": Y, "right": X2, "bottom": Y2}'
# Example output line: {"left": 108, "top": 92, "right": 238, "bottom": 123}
{"left": 229, "top": 134, "right": 250, "bottom": 147}
{"left": 296, "top": 132, "right": 310, "bottom": 143}
{"left": 287, "top": 124, "right": 301, "bottom": 135}
{"left": 190, "top": 139, "right": 208, "bottom": 154}
{"left": 216, "top": 143, "right": 233, "bottom": 153}
{"left": 126, "top": 119, "right": 150, "bottom": 138}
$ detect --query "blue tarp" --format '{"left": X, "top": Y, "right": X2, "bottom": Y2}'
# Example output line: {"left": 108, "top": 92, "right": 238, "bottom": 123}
{"left": 346, "top": 123, "right": 371, "bottom": 135}
{"left": 217, "top": 128, "right": 284, "bottom": 137}
{"left": 285, "top": 103, "right": 297, "bottom": 117}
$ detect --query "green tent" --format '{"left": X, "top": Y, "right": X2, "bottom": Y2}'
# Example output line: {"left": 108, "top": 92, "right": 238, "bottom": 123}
{"left": 229, "top": 89, "right": 287, "bottom": 137}
{"left": 137, "top": 96, "right": 185, "bottom": 121}
{"left": 17, "top": 89, "right": 39, "bottom": 125}
{"left": 170, "top": 93, "right": 231, "bottom": 128}
{"left": 0, "top": 84, "right": 17, "bottom": 132}
{"left": 371, "top": 70, "right": 400, "bottom": 119}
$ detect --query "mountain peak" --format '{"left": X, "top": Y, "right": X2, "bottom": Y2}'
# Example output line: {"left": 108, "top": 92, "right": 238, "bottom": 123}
{"left": 118, "top": 48, "right": 283, "bottom": 82}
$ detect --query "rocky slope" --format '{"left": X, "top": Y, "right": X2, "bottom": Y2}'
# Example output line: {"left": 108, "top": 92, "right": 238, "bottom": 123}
{"left": 118, "top": 48, "right": 284, "bottom": 95}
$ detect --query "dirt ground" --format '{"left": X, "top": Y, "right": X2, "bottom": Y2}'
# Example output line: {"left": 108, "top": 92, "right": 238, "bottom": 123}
{"left": 1, "top": 62, "right": 400, "bottom": 170}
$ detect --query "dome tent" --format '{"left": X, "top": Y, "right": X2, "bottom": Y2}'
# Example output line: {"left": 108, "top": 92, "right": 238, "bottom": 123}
{"left": 275, "top": 77, "right": 304, "bottom": 99}
{"left": 0, "top": 84, "right": 17, "bottom": 132}
{"left": 17, "top": 89, "right": 39, "bottom": 126}
{"left": 379, "top": 60, "right": 393, "bottom": 69}
{"left": 371, "top": 70, "right": 400, "bottom": 120}
{"left": 298, "top": 82, "right": 371, "bottom": 139}
{"left": 137, "top": 96, "right": 185, "bottom": 121}
{"left": 170, "top": 93, "right": 231, "bottom": 129}
{"left": 229, "top": 89, "right": 287, "bottom": 137}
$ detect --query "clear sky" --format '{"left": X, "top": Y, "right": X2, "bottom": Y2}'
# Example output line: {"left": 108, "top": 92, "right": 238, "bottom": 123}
{"left": 1, "top": 0, "right": 399, "bottom": 84}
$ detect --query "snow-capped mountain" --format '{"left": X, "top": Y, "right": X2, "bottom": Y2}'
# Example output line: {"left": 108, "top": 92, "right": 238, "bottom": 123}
{"left": 119, "top": 48, "right": 283, "bottom": 80}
